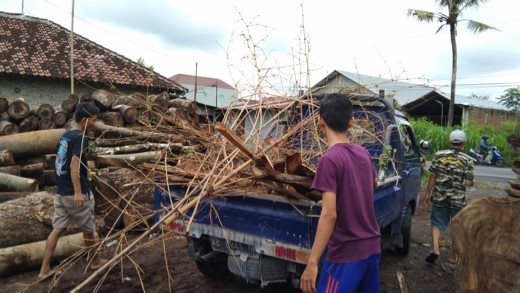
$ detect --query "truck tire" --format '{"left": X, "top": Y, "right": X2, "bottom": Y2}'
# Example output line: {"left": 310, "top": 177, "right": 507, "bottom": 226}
{"left": 396, "top": 205, "right": 411, "bottom": 256}
{"left": 190, "top": 239, "right": 233, "bottom": 280}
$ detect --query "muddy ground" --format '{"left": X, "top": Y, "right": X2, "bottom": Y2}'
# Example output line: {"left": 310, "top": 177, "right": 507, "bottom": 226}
{"left": 0, "top": 179, "right": 510, "bottom": 293}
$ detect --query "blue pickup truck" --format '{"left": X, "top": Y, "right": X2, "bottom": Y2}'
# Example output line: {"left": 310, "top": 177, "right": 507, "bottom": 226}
{"left": 154, "top": 93, "right": 425, "bottom": 288}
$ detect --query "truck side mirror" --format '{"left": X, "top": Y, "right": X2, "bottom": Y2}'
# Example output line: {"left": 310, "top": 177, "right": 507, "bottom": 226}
{"left": 419, "top": 140, "right": 431, "bottom": 154}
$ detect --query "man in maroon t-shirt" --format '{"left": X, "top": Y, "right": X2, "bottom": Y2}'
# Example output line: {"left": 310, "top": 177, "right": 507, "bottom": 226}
{"left": 300, "top": 93, "right": 381, "bottom": 293}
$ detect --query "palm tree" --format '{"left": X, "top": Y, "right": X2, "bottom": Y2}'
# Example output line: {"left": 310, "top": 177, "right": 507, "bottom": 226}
{"left": 408, "top": 0, "right": 497, "bottom": 127}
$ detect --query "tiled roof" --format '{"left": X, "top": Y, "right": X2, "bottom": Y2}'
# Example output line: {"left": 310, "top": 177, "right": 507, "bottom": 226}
{"left": 170, "top": 73, "right": 235, "bottom": 90}
{"left": 0, "top": 12, "right": 186, "bottom": 94}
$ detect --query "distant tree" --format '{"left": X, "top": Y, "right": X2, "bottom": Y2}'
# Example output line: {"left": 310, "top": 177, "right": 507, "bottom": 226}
{"left": 469, "top": 93, "right": 489, "bottom": 100}
{"left": 408, "top": 0, "right": 498, "bottom": 127}
{"left": 498, "top": 88, "right": 520, "bottom": 112}
{"left": 137, "top": 57, "right": 155, "bottom": 71}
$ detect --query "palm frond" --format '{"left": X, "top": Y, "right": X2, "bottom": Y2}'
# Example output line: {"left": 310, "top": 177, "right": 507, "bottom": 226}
{"left": 407, "top": 9, "right": 436, "bottom": 22}
{"left": 465, "top": 20, "right": 499, "bottom": 34}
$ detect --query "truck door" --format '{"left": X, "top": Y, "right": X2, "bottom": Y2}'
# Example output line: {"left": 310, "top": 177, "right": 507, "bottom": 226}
{"left": 397, "top": 120, "right": 422, "bottom": 205}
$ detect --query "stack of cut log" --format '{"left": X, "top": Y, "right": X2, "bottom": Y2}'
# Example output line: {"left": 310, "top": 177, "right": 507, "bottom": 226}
{"left": 506, "top": 134, "right": 520, "bottom": 198}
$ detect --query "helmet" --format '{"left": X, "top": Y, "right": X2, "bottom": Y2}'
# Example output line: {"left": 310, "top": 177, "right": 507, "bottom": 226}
{"left": 482, "top": 134, "right": 489, "bottom": 140}
{"left": 449, "top": 130, "right": 466, "bottom": 143}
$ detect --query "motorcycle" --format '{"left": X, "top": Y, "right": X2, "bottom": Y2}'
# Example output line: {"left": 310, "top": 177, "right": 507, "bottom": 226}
{"left": 468, "top": 146, "right": 505, "bottom": 167}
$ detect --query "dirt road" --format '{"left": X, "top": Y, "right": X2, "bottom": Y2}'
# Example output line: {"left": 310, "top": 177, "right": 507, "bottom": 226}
{"left": 1, "top": 179, "right": 510, "bottom": 293}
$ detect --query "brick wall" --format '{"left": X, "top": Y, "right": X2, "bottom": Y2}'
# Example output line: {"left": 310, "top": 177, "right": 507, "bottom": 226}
{"left": 0, "top": 76, "right": 167, "bottom": 109}
{"left": 467, "top": 106, "right": 519, "bottom": 128}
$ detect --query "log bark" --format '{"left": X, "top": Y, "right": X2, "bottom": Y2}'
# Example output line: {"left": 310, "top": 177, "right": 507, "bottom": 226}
{"left": 0, "top": 172, "right": 39, "bottom": 192}
{"left": 53, "top": 109, "right": 68, "bottom": 127}
{"left": 36, "top": 103, "right": 55, "bottom": 120}
{"left": 61, "top": 94, "right": 80, "bottom": 113}
{"left": 93, "top": 89, "right": 116, "bottom": 109}
{"left": 20, "top": 162, "right": 43, "bottom": 178}
{"left": 93, "top": 121, "right": 180, "bottom": 142}
{"left": 0, "top": 165, "right": 20, "bottom": 176}
{"left": 90, "top": 173, "right": 123, "bottom": 229}
{"left": 7, "top": 98, "right": 30, "bottom": 120}
{"left": 18, "top": 115, "right": 39, "bottom": 133}
{"left": 0, "top": 192, "right": 54, "bottom": 248}
{"left": 168, "top": 98, "right": 197, "bottom": 115}
{"left": 0, "top": 232, "right": 88, "bottom": 277}
{"left": 97, "top": 111, "right": 124, "bottom": 127}
{"left": 0, "top": 150, "right": 15, "bottom": 166}
{"left": 43, "top": 170, "right": 56, "bottom": 186}
{"left": 92, "top": 138, "right": 143, "bottom": 147}
{"left": 0, "top": 120, "right": 18, "bottom": 136}
{"left": 37, "top": 118, "right": 55, "bottom": 130}
{"left": 115, "top": 93, "right": 145, "bottom": 108}
{"left": 92, "top": 151, "right": 162, "bottom": 168}
{"left": 0, "top": 191, "right": 30, "bottom": 203}
{"left": 0, "top": 129, "right": 64, "bottom": 159}
{"left": 112, "top": 104, "right": 139, "bottom": 123}
{"left": 151, "top": 92, "right": 170, "bottom": 111}
{"left": 0, "top": 97, "right": 8, "bottom": 114}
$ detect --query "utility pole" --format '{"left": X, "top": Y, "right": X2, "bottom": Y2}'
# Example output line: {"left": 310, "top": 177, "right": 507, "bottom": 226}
{"left": 70, "top": 0, "right": 75, "bottom": 94}
{"left": 194, "top": 62, "right": 198, "bottom": 102}
{"left": 215, "top": 80, "right": 218, "bottom": 107}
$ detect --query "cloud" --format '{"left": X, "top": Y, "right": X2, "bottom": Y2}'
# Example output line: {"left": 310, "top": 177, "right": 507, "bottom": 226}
{"left": 76, "top": 0, "right": 227, "bottom": 51}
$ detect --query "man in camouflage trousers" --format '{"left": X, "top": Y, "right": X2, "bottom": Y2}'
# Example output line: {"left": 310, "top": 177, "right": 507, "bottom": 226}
{"left": 423, "top": 130, "right": 474, "bottom": 264}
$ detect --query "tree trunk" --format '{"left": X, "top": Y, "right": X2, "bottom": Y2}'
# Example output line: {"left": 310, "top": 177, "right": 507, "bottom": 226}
{"left": 0, "top": 172, "right": 39, "bottom": 192}
{"left": 37, "top": 118, "right": 55, "bottom": 130}
{"left": 0, "top": 150, "right": 14, "bottom": 166}
{"left": 0, "top": 192, "right": 54, "bottom": 248}
{"left": 151, "top": 92, "right": 169, "bottom": 111}
{"left": 20, "top": 162, "right": 43, "bottom": 178}
{"left": 97, "top": 111, "right": 124, "bottom": 127}
{"left": 0, "top": 232, "right": 88, "bottom": 277}
{"left": 90, "top": 173, "right": 124, "bottom": 230}
{"left": 0, "top": 129, "right": 64, "bottom": 159}
{"left": 115, "top": 93, "right": 145, "bottom": 108}
{"left": 92, "top": 151, "right": 162, "bottom": 168}
{"left": 0, "top": 97, "right": 8, "bottom": 113}
{"left": 7, "top": 98, "right": 30, "bottom": 120}
{"left": 93, "top": 121, "right": 180, "bottom": 142}
{"left": 18, "top": 115, "right": 39, "bottom": 133}
{"left": 93, "top": 89, "right": 116, "bottom": 109}
{"left": 0, "top": 191, "right": 30, "bottom": 203}
{"left": 61, "top": 94, "right": 79, "bottom": 114}
{"left": 0, "top": 120, "right": 19, "bottom": 136}
{"left": 112, "top": 105, "right": 139, "bottom": 123}
{"left": 168, "top": 98, "right": 197, "bottom": 115}
{"left": 447, "top": 22, "right": 458, "bottom": 127}
{"left": 90, "top": 143, "right": 155, "bottom": 155}
{"left": 92, "top": 138, "right": 142, "bottom": 147}
{"left": 36, "top": 103, "right": 55, "bottom": 120}
{"left": 0, "top": 165, "right": 20, "bottom": 176}
{"left": 42, "top": 170, "right": 56, "bottom": 186}
{"left": 53, "top": 109, "right": 68, "bottom": 128}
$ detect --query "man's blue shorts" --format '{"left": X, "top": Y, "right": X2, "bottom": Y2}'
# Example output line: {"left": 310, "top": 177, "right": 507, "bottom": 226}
{"left": 317, "top": 254, "right": 380, "bottom": 293}
{"left": 431, "top": 205, "right": 462, "bottom": 232}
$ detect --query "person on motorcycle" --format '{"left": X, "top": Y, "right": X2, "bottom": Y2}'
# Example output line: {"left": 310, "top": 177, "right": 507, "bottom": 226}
{"left": 479, "top": 135, "right": 492, "bottom": 163}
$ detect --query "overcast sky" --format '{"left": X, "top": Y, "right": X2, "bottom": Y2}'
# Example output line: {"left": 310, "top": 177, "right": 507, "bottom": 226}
{"left": 2, "top": 0, "right": 519, "bottom": 99}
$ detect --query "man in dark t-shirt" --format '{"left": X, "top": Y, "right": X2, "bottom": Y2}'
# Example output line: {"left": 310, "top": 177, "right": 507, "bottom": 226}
{"left": 300, "top": 94, "right": 381, "bottom": 293}
{"left": 39, "top": 102, "right": 106, "bottom": 279}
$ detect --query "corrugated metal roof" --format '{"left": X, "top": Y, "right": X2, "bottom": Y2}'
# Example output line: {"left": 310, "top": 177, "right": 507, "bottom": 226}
{"left": 318, "top": 70, "right": 511, "bottom": 111}
{"left": 170, "top": 73, "right": 235, "bottom": 90}
{"left": 0, "top": 12, "right": 186, "bottom": 93}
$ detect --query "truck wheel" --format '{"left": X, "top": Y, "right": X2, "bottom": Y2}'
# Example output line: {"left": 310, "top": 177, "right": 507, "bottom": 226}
{"left": 396, "top": 205, "right": 411, "bottom": 256}
{"left": 495, "top": 159, "right": 505, "bottom": 168}
{"left": 191, "top": 240, "right": 233, "bottom": 280}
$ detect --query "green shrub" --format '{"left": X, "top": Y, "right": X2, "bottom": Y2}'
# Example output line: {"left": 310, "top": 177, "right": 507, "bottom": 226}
{"left": 410, "top": 118, "right": 518, "bottom": 165}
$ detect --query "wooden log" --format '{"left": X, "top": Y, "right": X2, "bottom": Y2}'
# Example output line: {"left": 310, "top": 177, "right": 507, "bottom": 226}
{"left": 43, "top": 154, "right": 56, "bottom": 170}
{"left": 36, "top": 103, "right": 55, "bottom": 120}
{"left": 0, "top": 97, "right": 8, "bottom": 113}
{"left": 0, "top": 150, "right": 15, "bottom": 166}
{"left": 93, "top": 89, "right": 116, "bottom": 109}
{"left": 168, "top": 98, "right": 197, "bottom": 115}
{"left": 0, "top": 192, "right": 54, "bottom": 248}
{"left": 90, "top": 173, "right": 123, "bottom": 230}
{"left": 80, "top": 92, "right": 94, "bottom": 103}
{"left": 0, "top": 191, "right": 31, "bottom": 203}
{"left": 0, "top": 165, "right": 20, "bottom": 176}
{"left": 37, "top": 118, "right": 55, "bottom": 130}
{"left": 0, "top": 172, "right": 39, "bottom": 192}
{"left": 18, "top": 115, "right": 39, "bottom": 133}
{"left": 7, "top": 98, "right": 30, "bottom": 120}
{"left": 53, "top": 108, "right": 68, "bottom": 127}
{"left": 93, "top": 121, "right": 180, "bottom": 142}
{"left": 97, "top": 111, "right": 124, "bottom": 127}
{"left": 61, "top": 94, "right": 80, "bottom": 113}
{"left": 92, "top": 151, "right": 162, "bottom": 168}
{"left": 0, "top": 120, "right": 18, "bottom": 136}
{"left": 151, "top": 92, "right": 169, "bottom": 111}
{"left": 92, "top": 138, "right": 142, "bottom": 147}
{"left": 0, "top": 129, "right": 65, "bottom": 159}
{"left": 20, "top": 162, "right": 43, "bottom": 177}
{"left": 112, "top": 104, "right": 138, "bottom": 123}
{"left": 167, "top": 107, "right": 191, "bottom": 122}
{"left": 43, "top": 170, "right": 56, "bottom": 186}
{"left": 90, "top": 143, "right": 155, "bottom": 155}
{"left": 0, "top": 232, "right": 88, "bottom": 277}
{"left": 114, "top": 93, "right": 145, "bottom": 108}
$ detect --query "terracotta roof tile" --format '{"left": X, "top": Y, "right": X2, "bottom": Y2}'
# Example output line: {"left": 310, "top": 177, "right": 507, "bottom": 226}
{"left": 0, "top": 12, "right": 186, "bottom": 94}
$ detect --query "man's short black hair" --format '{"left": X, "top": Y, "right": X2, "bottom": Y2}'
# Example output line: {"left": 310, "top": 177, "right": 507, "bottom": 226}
{"left": 319, "top": 93, "right": 353, "bottom": 133}
{"left": 74, "top": 102, "right": 100, "bottom": 123}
